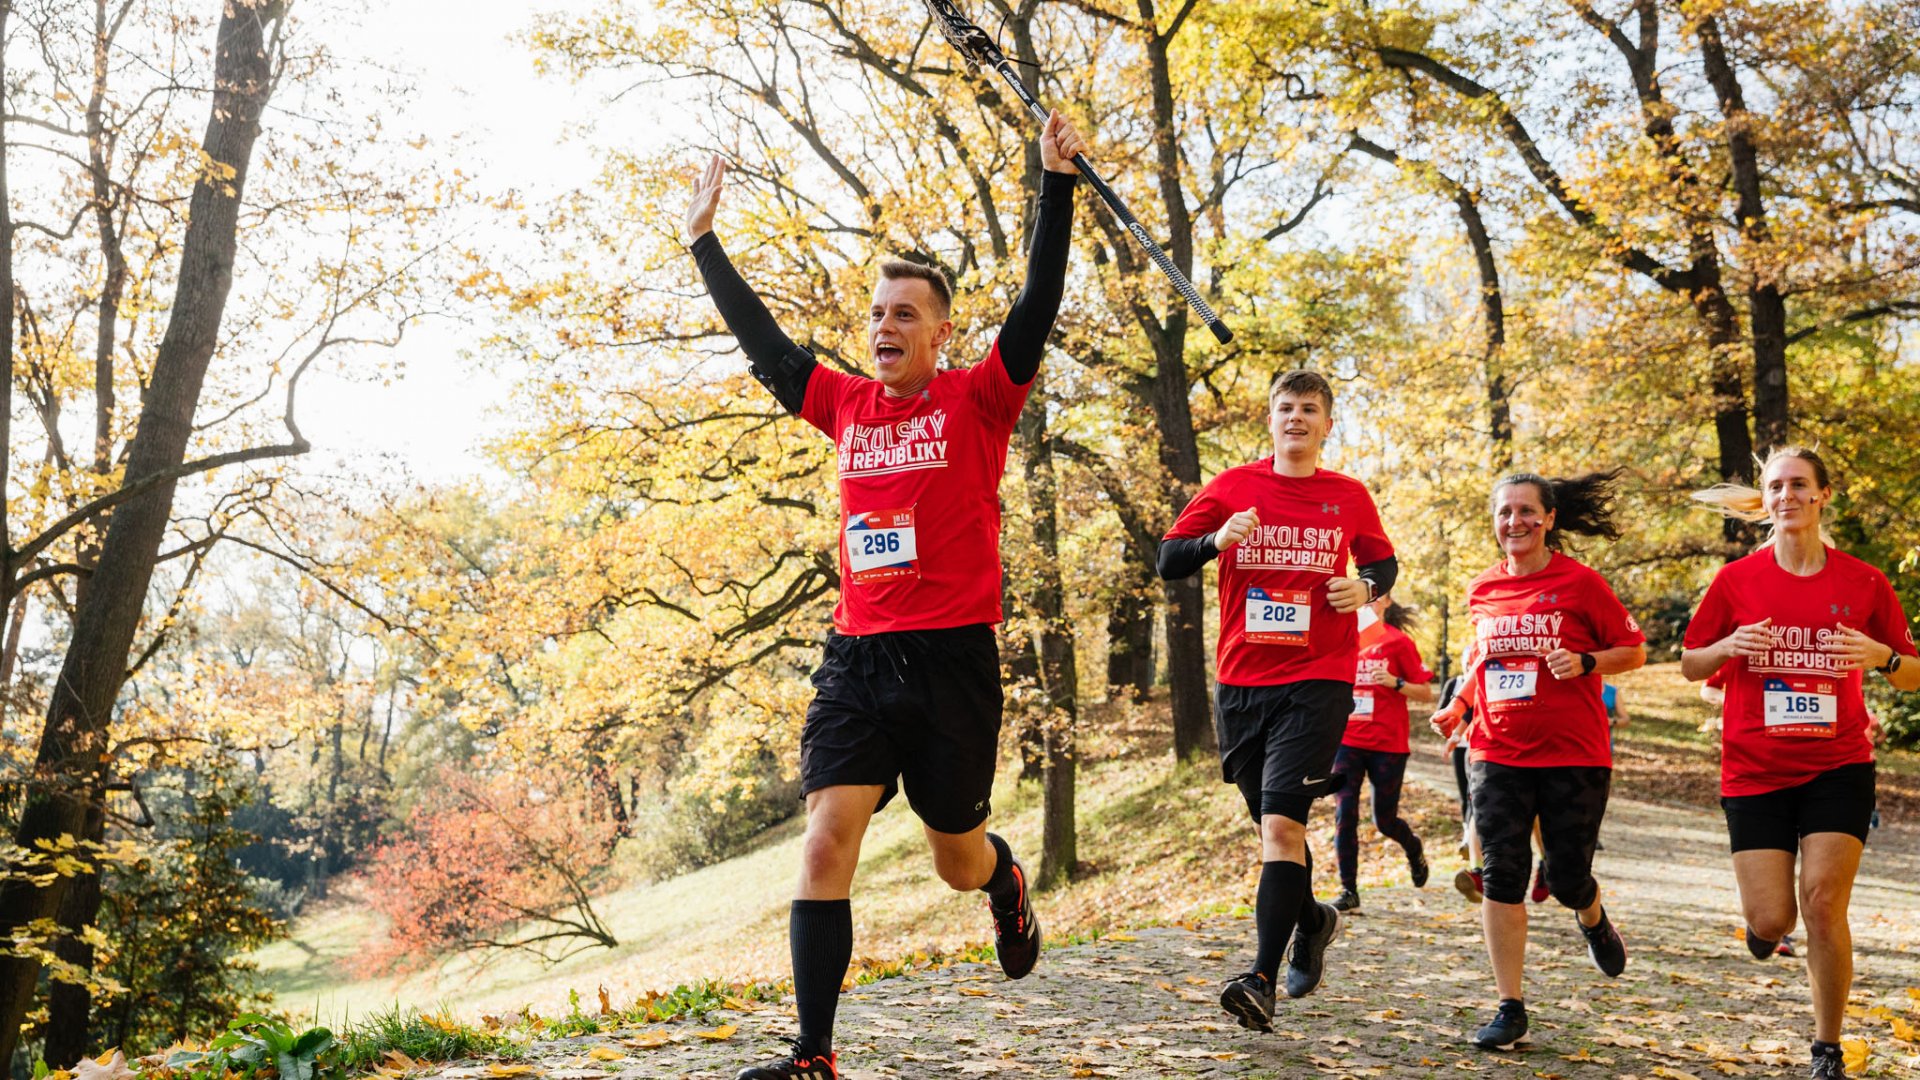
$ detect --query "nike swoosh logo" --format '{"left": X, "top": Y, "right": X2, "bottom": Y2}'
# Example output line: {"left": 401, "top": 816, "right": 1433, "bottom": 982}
{"left": 1302, "top": 775, "right": 1325, "bottom": 785}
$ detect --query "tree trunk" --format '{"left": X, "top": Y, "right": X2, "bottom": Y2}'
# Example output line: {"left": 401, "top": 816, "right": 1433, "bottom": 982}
{"left": 0, "top": 4, "right": 280, "bottom": 1063}
{"left": 1450, "top": 187, "right": 1511, "bottom": 470}
{"left": 1140, "top": 1, "right": 1214, "bottom": 762}
{"left": 1105, "top": 572, "right": 1155, "bottom": 700}
{"left": 1017, "top": 369, "right": 1078, "bottom": 888}
{"left": 42, "top": 804, "right": 106, "bottom": 1069}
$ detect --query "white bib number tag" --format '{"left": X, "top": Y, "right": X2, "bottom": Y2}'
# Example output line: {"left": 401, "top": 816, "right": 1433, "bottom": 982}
{"left": 1350, "top": 689, "right": 1376, "bottom": 718}
{"left": 1484, "top": 659, "right": 1539, "bottom": 705}
{"left": 1245, "top": 587, "right": 1311, "bottom": 645}
{"left": 846, "top": 507, "right": 918, "bottom": 584}
{"left": 1763, "top": 677, "right": 1837, "bottom": 738}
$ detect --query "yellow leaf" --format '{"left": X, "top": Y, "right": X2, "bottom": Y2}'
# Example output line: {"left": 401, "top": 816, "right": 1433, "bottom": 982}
{"left": 622, "top": 1031, "right": 673, "bottom": 1050}
{"left": 488, "top": 1067, "right": 536, "bottom": 1078}
{"left": 1841, "top": 1038, "right": 1869, "bottom": 1072}
{"left": 958, "top": 987, "right": 991, "bottom": 997}
{"left": 1106, "top": 933, "right": 1137, "bottom": 942}
{"left": 587, "top": 1048, "right": 624, "bottom": 1061}
{"left": 695, "top": 1024, "right": 737, "bottom": 1041}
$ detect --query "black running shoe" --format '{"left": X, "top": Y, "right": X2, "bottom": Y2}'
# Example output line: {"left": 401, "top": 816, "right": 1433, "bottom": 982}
{"left": 1407, "top": 836, "right": 1430, "bottom": 888}
{"left": 1744, "top": 926, "right": 1779, "bottom": 960}
{"left": 1472, "top": 1000, "right": 1528, "bottom": 1050}
{"left": 1809, "top": 1046, "right": 1845, "bottom": 1079}
{"left": 1219, "top": 971, "right": 1275, "bottom": 1032}
{"left": 1580, "top": 907, "right": 1627, "bottom": 978}
{"left": 1332, "top": 887, "right": 1361, "bottom": 912}
{"left": 1283, "top": 901, "right": 1341, "bottom": 999}
{"left": 736, "top": 1038, "right": 838, "bottom": 1080}
{"left": 989, "top": 856, "right": 1040, "bottom": 979}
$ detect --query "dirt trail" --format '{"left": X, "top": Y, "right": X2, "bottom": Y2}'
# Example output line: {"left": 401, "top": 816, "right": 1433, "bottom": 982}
{"left": 458, "top": 761, "right": 1920, "bottom": 1078}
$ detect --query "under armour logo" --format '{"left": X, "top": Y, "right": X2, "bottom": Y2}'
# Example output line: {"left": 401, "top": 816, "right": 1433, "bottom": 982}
{"left": 1535, "top": 593, "right": 1560, "bottom": 605}
{"left": 1322, "top": 503, "right": 1341, "bottom": 514}
{"left": 1830, "top": 603, "right": 1852, "bottom": 617}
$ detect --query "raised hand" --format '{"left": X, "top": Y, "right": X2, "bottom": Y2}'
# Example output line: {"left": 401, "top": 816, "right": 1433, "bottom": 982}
{"left": 1823, "top": 623, "right": 1892, "bottom": 673}
{"left": 1724, "top": 618, "right": 1775, "bottom": 661}
{"left": 1039, "top": 109, "right": 1089, "bottom": 175}
{"left": 683, "top": 153, "right": 726, "bottom": 244}
{"left": 1212, "top": 506, "right": 1260, "bottom": 551}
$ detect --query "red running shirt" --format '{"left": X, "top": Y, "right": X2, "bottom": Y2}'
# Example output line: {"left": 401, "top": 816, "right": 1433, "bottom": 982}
{"left": 1165, "top": 463, "right": 1394, "bottom": 687}
{"left": 800, "top": 343, "right": 1028, "bottom": 635}
{"left": 1464, "top": 552, "right": 1644, "bottom": 769}
{"left": 1682, "top": 546, "right": 1916, "bottom": 797}
{"left": 1344, "top": 621, "right": 1436, "bottom": 754}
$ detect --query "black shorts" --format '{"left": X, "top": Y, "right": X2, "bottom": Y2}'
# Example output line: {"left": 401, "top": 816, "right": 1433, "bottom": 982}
{"left": 1721, "top": 761, "right": 1876, "bottom": 853}
{"left": 1216, "top": 680, "right": 1353, "bottom": 824}
{"left": 800, "top": 624, "right": 1002, "bottom": 835}
{"left": 1470, "top": 760, "right": 1611, "bottom": 908}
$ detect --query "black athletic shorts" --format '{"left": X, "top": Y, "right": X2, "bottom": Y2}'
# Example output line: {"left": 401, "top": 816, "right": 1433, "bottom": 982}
{"left": 1721, "top": 761, "right": 1876, "bottom": 853}
{"left": 800, "top": 623, "right": 1002, "bottom": 835}
{"left": 1470, "top": 759, "right": 1611, "bottom": 909}
{"left": 1216, "top": 679, "right": 1353, "bottom": 825}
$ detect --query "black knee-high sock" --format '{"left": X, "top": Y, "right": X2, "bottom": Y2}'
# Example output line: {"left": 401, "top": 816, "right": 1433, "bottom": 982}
{"left": 981, "top": 832, "right": 1021, "bottom": 909}
{"left": 1296, "top": 845, "right": 1326, "bottom": 933}
{"left": 1255, "top": 861, "right": 1307, "bottom": 982}
{"left": 790, "top": 899, "right": 852, "bottom": 1055}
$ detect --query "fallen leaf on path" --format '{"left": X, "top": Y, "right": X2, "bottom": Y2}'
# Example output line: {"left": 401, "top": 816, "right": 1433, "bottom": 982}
{"left": 587, "top": 1048, "right": 624, "bottom": 1061}
{"left": 695, "top": 1024, "right": 737, "bottom": 1041}
{"left": 621, "top": 1031, "right": 674, "bottom": 1050}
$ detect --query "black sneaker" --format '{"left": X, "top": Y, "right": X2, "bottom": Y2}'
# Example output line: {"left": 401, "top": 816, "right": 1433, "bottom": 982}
{"left": 1283, "top": 901, "right": 1341, "bottom": 999}
{"left": 1580, "top": 907, "right": 1627, "bottom": 978}
{"left": 988, "top": 856, "right": 1040, "bottom": 979}
{"left": 1219, "top": 971, "right": 1275, "bottom": 1032}
{"left": 1472, "top": 999, "right": 1528, "bottom": 1050}
{"left": 1809, "top": 1045, "right": 1845, "bottom": 1079}
{"left": 1332, "top": 887, "right": 1361, "bottom": 912}
{"left": 1744, "top": 926, "right": 1778, "bottom": 960}
{"left": 736, "top": 1038, "right": 838, "bottom": 1080}
{"left": 1407, "top": 836, "right": 1430, "bottom": 888}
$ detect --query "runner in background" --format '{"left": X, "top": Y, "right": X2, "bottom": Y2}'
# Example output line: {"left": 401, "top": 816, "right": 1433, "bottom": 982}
{"left": 1331, "top": 596, "right": 1436, "bottom": 912}
{"left": 1682, "top": 446, "right": 1920, "bottom": 1080}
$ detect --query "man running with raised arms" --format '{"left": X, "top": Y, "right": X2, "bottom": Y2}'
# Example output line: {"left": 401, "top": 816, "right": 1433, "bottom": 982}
{"left": 1156, "top": 370, "right": 1397, "bottom": 1033}
{"left": 681, "top": 112, "right": 1087, "bottom": 1080}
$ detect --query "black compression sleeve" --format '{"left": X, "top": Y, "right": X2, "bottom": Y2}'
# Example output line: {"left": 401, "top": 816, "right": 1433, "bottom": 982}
{"left": 996, "top": 171, "right": 1079, "bottom": 386}
{"left": 1156, "top": 535, "right": 1220, "bottom": 581}
{"left": 1355, "top": 555, "right": 1399, "bottom": 599}
{"left": 691, "top": 231, "right": 816, "bottom": 414}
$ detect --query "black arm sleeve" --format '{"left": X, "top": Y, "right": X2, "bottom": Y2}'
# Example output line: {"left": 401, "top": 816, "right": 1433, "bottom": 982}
{"left": 1355, "top": 555, "right": 1399, "bottom": 599}
{"left": 1156, "top": 535, "right": 1220, "bottom": 581}
{"left": 996, "top": 170, "right": 1079, "bottom": 386}
{"left": 691, "top": 231, "right": 816, "bottom": 414}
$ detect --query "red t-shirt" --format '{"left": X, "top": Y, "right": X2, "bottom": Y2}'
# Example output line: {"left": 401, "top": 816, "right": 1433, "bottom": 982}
{"left": 1165, "top": 463, "right": 1394, "bottom": 687}
{"left": 1344, "top": 621, "right": 1436, "bottom": 754}
{"left": 1682, "top": 546, "right": 1916, "bottom": 797}
{"left": 1464, "top": 552, "right": 1645, "bottom": 768}
{"left": 800, "top": 343, "right": 1028, "bottom": 634}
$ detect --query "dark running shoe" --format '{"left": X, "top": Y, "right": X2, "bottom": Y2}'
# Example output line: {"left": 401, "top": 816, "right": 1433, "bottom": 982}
{"left": 1472, "top": 999, "right": 1528, "bottom": 1050}
{"left": 1454, "top": 867, "right": 1484, "bottom": 904}
{"left": 1809, "top": 1045, "right": 1845, "bottom": 1079}
{"left": 1219, "top": 971, "right": 1275, "bottom": 1032}
{"left": 1529, "top": 862, "right": 1550, "bottom": 904}
{"left": 1283, "top": 901, "right": 1342, "bottom": 999}
{"left": 1407, "top": 836, "right": 1430, "bottom": 888}
{"left": 1744, "top": 926, "right": 1779, "bottom": 960}
{"left": 989, "top": 856, "right": 1041, "bottom": 979}
{"left": 1580, "top": 907, "right": 1627, "bottom": 978}
{"left": 1332, "top": 887, "right": 1361, "bottom": 912}
{"left": 736, "top": 1038, "right": 838, "bottom": 1080}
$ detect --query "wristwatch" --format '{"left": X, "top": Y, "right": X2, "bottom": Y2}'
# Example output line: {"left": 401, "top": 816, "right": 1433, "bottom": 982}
{"left": 1879, "top": 652, "right": 1903, "bottom": 675}
{"left": 1393, "top": 676, "right": 1405, "bottom": 692}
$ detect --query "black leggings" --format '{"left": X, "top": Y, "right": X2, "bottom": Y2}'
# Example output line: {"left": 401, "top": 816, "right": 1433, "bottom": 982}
{"left": 1469, "top": 760, "right": 1611, "bottom": 908}
{"left": 1452, "top": 744, "right": 1472, "bottom": 826}
{"left": 1330, "top": 746, "right": 1421, "bottom": 889}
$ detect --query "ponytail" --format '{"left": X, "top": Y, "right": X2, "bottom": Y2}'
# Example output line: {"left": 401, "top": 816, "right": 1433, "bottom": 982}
{"left": 1691, "top": 445, "right": 1833, "bottom": 546}
{"left": 1382, "top": 600, "right": 1417, "bottom": 632}
{"left": 1494, "top": 469, "right": 1625, "bottom": 550}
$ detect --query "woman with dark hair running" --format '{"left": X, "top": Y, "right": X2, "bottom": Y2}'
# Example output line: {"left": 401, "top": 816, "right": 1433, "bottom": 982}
{"left": 1681, "top": 446, "right": 1919, "bottom": 1080}
{"left": 1330, "top": 596, "right": 1436, "bottom": 912}
{"left": 1430, "top": 470, "right": 1646, "bottom": 1050}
